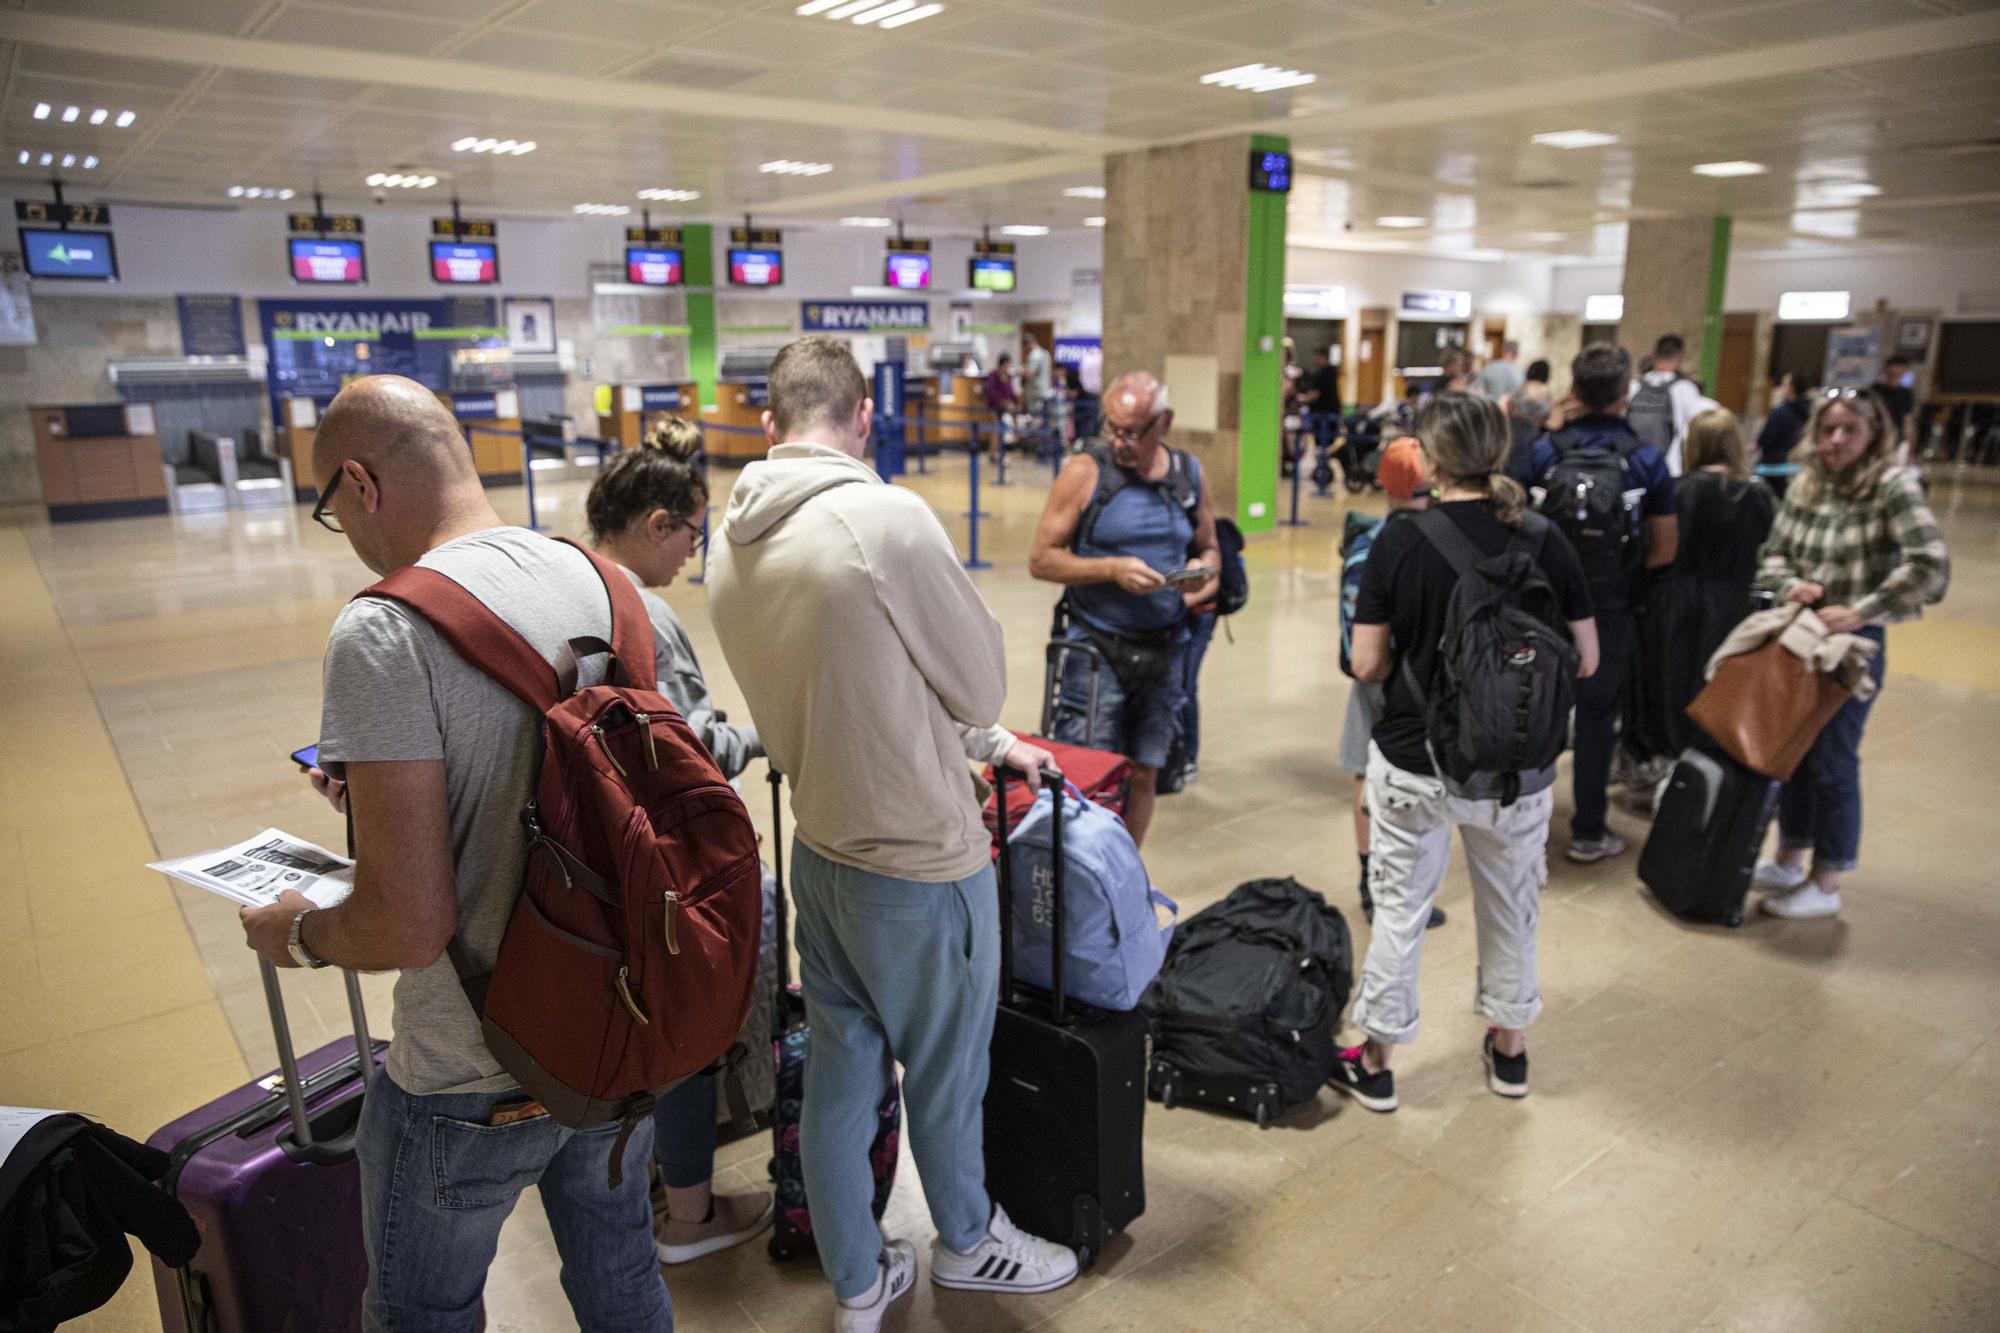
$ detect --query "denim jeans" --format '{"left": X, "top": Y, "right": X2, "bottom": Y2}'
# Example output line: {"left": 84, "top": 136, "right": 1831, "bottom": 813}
{"left": 651, "top": 1074, "right": 716, "bottom": 1190}
{"left": 1052, "top": 622, "right": 1187, "bottom": 771}
{"left": 355, "top": 1068, "right": 672, "bottom": 1333}
{"left": 789, "top": 841, "right": 999, "bottom": 1301}
{"left": 1571, "top": 607, "right": 1635, "bottom": 841}
{"left": 1777, "top": 626, "right": 1886, "bottom": 873}
{"left": 1177, "top": 608, "right": 1218, "bottom": 767}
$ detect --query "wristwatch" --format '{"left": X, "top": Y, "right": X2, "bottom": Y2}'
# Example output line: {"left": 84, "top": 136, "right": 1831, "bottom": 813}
{"left": 288, "top": 908, "right": 329, "bottom": 969}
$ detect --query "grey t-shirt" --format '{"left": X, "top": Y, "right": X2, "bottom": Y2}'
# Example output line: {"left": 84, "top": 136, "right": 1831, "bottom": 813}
{"left": 319, "top": 527, "right": 670, "bottom": 1096}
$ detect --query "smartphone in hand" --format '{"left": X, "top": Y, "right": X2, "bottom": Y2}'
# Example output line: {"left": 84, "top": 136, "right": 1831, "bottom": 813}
{"left": 1164, "top": 565, "right": 1217, "bottom": 589}
{"left": 290, "top": 744, "right": 319, "bottom": 772}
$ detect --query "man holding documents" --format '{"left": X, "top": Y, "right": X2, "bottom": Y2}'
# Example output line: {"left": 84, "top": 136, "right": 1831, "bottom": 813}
{"left": 238, "top": 376, "right": 675, "bottom": 1333}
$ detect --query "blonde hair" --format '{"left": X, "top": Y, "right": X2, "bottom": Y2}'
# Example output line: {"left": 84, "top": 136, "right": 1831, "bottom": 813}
{"left": 1417, "top": 390, "right": 1526, "bottom": 524}
{"left": 1792, "top": 390, "right": 1896, "bottom": 504}
{"left": 643, "top": 414, "right": 705, "bottom": 462}
{"left": 1683, "top": 408, "right": 1749, "bottom": 480}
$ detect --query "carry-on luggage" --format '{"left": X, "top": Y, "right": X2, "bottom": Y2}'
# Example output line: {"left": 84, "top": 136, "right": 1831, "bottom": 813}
{"left": 1142, "top": 878, "right": 1351, "bottom": 1128}
{"left": 1639, "top": 745, "right": 1780, "bottom": 927}
{"left": 982, "top": 766, "right": 1148, "bottom": 1270}
{"left": 149, "top": 961, "right": 385, "bottom": 1333}
{"left": 763, "top": 770, "right": 903, "bottom": 1262}
{"left": 983, "top": 733, "right": 1131, "bottom": 850}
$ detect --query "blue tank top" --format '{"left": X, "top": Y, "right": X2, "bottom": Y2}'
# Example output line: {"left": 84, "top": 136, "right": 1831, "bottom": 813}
{"left": 1069, "top": 454, "right": 1200, "bottom": 636}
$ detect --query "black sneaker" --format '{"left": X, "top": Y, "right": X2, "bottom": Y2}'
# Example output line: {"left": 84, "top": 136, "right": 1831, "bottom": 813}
{"left": 1359, "top": 898, "right": 1446, "bottom": 931}
{"left": 1483, "top": 1030, "right": 1528, "bottom": 1098}
{"left": 1330, "top": 1046, "right": 1398, "bottom": 1112}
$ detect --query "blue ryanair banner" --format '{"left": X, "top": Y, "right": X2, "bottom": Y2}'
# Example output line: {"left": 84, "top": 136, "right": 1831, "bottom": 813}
{"left": 641, "top": 384, "right": 685, "bottom": 410}
{"left": 800, "top": 300, "right": 929, "bottom": 333}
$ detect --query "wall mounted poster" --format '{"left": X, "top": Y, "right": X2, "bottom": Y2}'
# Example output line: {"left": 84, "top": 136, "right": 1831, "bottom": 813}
{"left": 177, "top": 294, "right": 246, "bottom": 357}
{"left": 1823, "top": 325, "right": 1884, "bottom": 391}
{"left": 506, "top": 297, "right": 557, "bottom": 354}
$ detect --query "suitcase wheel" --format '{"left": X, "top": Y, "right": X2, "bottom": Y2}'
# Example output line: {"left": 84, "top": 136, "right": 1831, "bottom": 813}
{"left": 1254, "top": 1101, "right": 1271, "bottom": 1130}
{"left": 1159, "top": 1079, "right": 1176, "bottom": 1109}
{"left": 1726, "top": 908, "right": 1744, "bottom": 928}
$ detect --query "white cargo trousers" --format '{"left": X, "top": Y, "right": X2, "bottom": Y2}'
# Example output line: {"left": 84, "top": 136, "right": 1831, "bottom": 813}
{"left": 1350, "top": 742, "right": 1550, "bottom": 1045}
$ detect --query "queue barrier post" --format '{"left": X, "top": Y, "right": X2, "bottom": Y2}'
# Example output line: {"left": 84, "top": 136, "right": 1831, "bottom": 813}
{"left": 520, "top": 434, "right": 544, "bottom": 532}
{"left": 963, "top": 421, "right": 993, "bottom": 519}
{"left": 1282, "top": 425, "right": 1308, "bottom": 528}
{"left": 963, "top": 422, "right": 991, "bottom": 570}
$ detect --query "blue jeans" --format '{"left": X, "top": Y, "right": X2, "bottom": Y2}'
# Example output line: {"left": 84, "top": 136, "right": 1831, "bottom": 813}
{"left": 651, "top": 1074, "right": 716, "bottom": 1190}
{"left": 1571, "top": 607, "right": 1634, "bottom": 842}
{"left": 789, "top": 841, "right": 999, "bottom": 1301}
{"left": 356, "top": 1068, "right": 672, "bottom": 1333}
{"left": 1777, "top": 626, "right": 1886, "bottom": 872}
{"left": 1177, "top": 609, "right": 1218, "bottom": 766}
{"left": 1052, "top": 622, "right": 1187, "bottom": 771}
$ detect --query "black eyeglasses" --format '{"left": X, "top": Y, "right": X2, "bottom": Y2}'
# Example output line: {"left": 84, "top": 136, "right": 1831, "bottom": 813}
{"left": 311, "top": 463, "right": 375, "bottom": 534}
{"left": 1104, "top": 412, "right": 1163, "bottom": 445}
{"left": 679, "top": 516, "right": 709, "bottom": 553}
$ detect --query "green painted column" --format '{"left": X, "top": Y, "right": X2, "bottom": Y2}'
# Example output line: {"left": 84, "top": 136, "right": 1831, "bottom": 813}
{"left": 1698, "top": 214, "right": 1732, "bottom": 390}
{"left": 1239, "top": 133, "right": 1288, "bottom": 534}
{"left": 682, "top": 223, "right": 718, "bottom": 412}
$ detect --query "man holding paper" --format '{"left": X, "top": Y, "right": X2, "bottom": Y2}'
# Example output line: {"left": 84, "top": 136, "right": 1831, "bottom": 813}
{"left": 238, "top": 375, "right": 676, "bottom": 1333}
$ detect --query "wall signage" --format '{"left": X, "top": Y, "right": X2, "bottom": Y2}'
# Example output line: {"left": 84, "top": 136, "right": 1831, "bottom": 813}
{"left": 801, "top": 300, "right": 930, "bottom": 332}
{"left": 1400, "top": 289, "right": 1471, "bottom": 320}
{"left": 288, "top": 212, "right": 364, "bottom": 235}
{"left": 176, "top": 294, "right": 247, "bottom": 357}
{"left": 15, "top": 201, "right": 110, "bottom": 226}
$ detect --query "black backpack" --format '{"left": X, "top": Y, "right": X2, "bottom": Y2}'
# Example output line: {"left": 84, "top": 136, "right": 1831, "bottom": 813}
{"left": 1141, "top": 877, "right": 1351, "bottom": 1127}
{"left": 1401, "top": 509, "right": 1579, "bottom": 805}
{"left": 1075, "top": 441, "right": 1198, "bottom": 549}
{"left": 1212, "top": 516, "right": 1248, "bottom": 617}
{"left": 1626, "top": 374, "right": 1681, "bottom": 451}
{"left": 1537, "top": 426, "right": 1644, "bottom": 585}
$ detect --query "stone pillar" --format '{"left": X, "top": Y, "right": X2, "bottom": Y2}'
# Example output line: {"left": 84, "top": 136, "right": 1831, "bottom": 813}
{"left": 1102, "top": 133, "right": 1287, "bottom": 530}
{"left": 1618, "top": 215, "right": 1729, "bottom": 379}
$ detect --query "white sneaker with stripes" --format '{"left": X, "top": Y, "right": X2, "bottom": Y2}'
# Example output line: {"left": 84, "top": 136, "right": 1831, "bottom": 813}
{"left": 929, "top": 1204, "right": 1079, "bottom": 1294}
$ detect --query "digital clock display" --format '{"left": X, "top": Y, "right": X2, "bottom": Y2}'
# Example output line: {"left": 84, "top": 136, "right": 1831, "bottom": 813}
{"left": 1250, "top": 149, "right": 1292, "bottom": 193}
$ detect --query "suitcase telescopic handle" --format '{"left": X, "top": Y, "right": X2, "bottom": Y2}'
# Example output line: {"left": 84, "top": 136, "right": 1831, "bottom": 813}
{"left": 769, "top": 767, "right": 790, "bottom": 998}
{"left": 1042, "top": 766, "right": 1068, "bottom": 1024}
{"left": 258, "top": 958, "right": 373, "bottom": 1166}
{"left": 991, "top": 764, "right": 1069, "bottom": 1024}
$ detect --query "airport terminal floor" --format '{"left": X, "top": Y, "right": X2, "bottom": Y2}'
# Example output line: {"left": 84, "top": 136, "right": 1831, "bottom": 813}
{"left": 5, "top": 449, "right": 1999, "bottom": 1332}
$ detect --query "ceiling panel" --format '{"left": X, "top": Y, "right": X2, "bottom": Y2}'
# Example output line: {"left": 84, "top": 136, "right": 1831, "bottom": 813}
{"left": 256, "top": 4, "right": 470, "bottom": 57}
{"left": 501, "top": 0, "right": 729, "bottom": 47}
{"left": 23, "top": 0, "right": 274, "bottom": 35}
{"left": 448, "top": 28, "right": 632, "bottom": 77}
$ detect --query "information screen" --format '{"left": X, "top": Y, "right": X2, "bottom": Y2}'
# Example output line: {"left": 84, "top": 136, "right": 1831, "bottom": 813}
{"left": 626, "top": 246, "right": 684, "bottom": 286}
{"left": 20, "top": 227, "right": 118, "bottom": 280}
{"left": 969, "top": 257, "right": 1016, "bottom": 293}
{"left": 729, "top": 247, "right": 783, "bottom": 287}
{"left": 884, "top": 251, "right": 932, "bottom": 290}
{"left": 430, "top": 240, "right": 498, "bottom": 285}
{"left": 290, "top": 237, "right": 366, "bottom": 284}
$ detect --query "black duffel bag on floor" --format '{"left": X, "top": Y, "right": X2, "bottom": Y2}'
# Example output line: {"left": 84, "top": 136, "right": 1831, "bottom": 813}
{"left": 1141, "top": 877, "right": 1352, "bottom": 1129}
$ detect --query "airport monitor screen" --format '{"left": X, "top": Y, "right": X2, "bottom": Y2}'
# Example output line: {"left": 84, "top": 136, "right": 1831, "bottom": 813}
{"left": 20, "top": 227, "right": 118, "bottom": 280}
{"left": 290, "top": 237, "right": 366, "bottom": 284}
{"left": 430, "top": 240, "right": 499, "bottom": 284}
{"left": 728, "top": 247, "right": 782, "bottom": 287}
{"left": 626, "top": 246, "right": 684, "bottom": 286}
{"left": 969, "top": 257, "right": 1016, "bottom": 293}
{"left": 885, "top": 251, "right": 932, "bottom": 290}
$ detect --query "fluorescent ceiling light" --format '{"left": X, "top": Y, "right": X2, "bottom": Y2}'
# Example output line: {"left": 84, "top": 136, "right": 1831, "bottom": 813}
{"left": 841, "top": 215, "right": 893, "bottom": 226}
{"left": 60, "top": 105, "right": 79, "bottom": 123}
{"left": 228, "top": 185, "right": 245, "bottom": 197}
{"left": 638, "top": 187, "right": 700, "bottom": 201}
{"left": 1084, "top": 216, "right": 1105, "bottom": 227}
{"left": 1812, "top": 181, "right": 1880, "bottom": 198}
{"left": 1376, "top": 215, "right": 1427, "bottom": 228}
{"left": 15, "top": 151, "right": 27, "bottom": 165}
{"left": 1693, "top": 160, "right": 1767, "bottom": 177}
{"left": 850, "top": 0, "right": 918, "bottom": 24}
{"left": 1530, "top": 129, "right": 1618, "bottom": 149}
{"left": 575, "top": 202, "right": 631, "bottom": 215}
{"left": 1778, "top": 290, "right": 1850, "bottom": 320}
{"left": 278, "top": 187, "right": 292, "bottom": 198}
{"left": 877, "top": 3, "right": 943, "bottom": 27}
{"left": 32, "top": 103, "right": 50, "bottom": 119}
{"left": 1524, "top": 231, "right": 1567, "bottom": 243}
{"left": 39, "top": 153, "right": 52, "bottom": 166}
{"left": 60, "top": 154, "right": 74, "bottom": 168}
{"left": 760, "top": 159, "right": 833, "bottom": 175}
{"left": 795, "top": 0, "right": 845, "bottom": 12}
{"left": 1584, "top": 293, "right": 1624, "bottom": 322}
{"left": 115, "top": 111, "right": 135, "bottom": 127}
{"left": 1063, "top": 185, "right": 1106, "bottom": 199}
{"left": 824, "top": 0, "right": 879, "bottom": 16}
{"left": 1001, "top": 224, "right": 1048, "bottom": 236}
{"left": 88, "top": 108, "right": 108, "bottom": 125}
{"left": 453, "top": 137, "right": 477, "bottom": 150}
{"left": 1201, "top": 62, "right": 1315, "bottom": 92}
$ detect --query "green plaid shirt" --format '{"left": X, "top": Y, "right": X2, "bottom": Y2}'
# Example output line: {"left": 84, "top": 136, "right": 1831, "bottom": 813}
{"left": 1756, "top": 466, "right": 1950, "bottom": 625}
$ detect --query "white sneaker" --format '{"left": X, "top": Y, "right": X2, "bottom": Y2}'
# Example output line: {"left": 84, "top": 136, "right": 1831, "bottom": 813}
{"left": 834, "top": 1239, "right": 917, "bottom": 1333}
{"left": 1759, "top": 883, "right": 1841, "bottom": 920}
{"left": 929, "top": 1204, "right": 1079, "bottom": 1295}
{"left": 1752, "top": 860, "right": 1808, "bottom": 893}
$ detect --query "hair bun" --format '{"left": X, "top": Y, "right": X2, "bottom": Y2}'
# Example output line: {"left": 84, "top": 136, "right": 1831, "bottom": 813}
{"left": 643, "top": 415, "right": 706, "bottom": 463}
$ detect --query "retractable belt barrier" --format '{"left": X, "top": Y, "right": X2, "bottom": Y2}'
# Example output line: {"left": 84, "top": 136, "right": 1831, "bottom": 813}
{"left": 465, "top": 425, "right": 618, "bottom": 533}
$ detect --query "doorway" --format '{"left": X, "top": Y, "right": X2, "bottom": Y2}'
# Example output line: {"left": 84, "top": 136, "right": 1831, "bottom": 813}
{"left": 1769, "top": 322, "right": 1834, "bottom": 391}
{"left": 1714, "top": 312, "right": 1758, "bottom": 413}
{"left": 1285, "top": 317, "right": 1344, "bottom": 411}
{"left": 1356, "top": 311, "right": 1388, "bottom": 406}
{"left": 1021, "top": 321, "right": 1055, "bottom": 370}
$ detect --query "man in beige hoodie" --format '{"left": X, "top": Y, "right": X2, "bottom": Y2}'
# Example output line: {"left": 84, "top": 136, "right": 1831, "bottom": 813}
{"left": 707, "top": 338, "right": 1078, "bottom": 1332}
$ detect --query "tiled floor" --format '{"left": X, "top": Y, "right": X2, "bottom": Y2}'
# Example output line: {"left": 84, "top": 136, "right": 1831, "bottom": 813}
{"left": 5, "top": 451, "right": 1998, "bottom": 1332}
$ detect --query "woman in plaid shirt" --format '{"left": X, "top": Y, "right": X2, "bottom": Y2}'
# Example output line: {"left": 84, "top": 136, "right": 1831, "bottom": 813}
{"left": 1750, "top": 389, "right": 1950, "bottom": 920}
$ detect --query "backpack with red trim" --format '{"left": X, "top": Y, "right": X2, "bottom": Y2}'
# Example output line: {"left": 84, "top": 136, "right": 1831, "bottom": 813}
{"left": 361, "top": 538, "right": 761, "bottom": 1184}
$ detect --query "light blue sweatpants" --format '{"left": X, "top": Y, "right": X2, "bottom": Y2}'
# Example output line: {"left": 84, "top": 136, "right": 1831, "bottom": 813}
{"left": 789, "top": 839, "right": 999, "bottom": 1300}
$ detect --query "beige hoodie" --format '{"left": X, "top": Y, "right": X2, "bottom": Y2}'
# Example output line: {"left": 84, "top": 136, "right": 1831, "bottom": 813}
{"left": 707, "top": 443, "right": 1011, "bottom": 883}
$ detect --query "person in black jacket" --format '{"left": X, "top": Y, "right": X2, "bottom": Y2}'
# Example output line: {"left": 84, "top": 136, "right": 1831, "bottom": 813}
{"left": 1757, "top": 372, "right": 1814, "bottom": 493}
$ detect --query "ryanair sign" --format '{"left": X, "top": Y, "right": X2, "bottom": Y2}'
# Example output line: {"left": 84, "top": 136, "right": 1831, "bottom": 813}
{"left": 800, "top": 301, "right": 930, "bottom": 333}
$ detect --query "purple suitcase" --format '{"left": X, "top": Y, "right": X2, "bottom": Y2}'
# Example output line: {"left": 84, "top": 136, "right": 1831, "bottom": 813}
{"left": 148, "top": 959, "right": 382, "bottom": 1333}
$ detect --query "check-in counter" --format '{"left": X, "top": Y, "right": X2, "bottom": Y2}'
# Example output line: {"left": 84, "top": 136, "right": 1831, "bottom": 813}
{"left": 279, "top": 397, "right": 328, "bottom": 502}
{"left": 596, "top": 382, "right": 702, "bottom": 450}
{"left": 439, "top": 389, "right": 524, "bottom": 484}
{"left": 29, "top": 402, "right": 169, "bottom": 523}
{"left": 934, "top": 373, "right": 986, "bottom": 447}
{"left": 702, "top": 379, "right": 770, "bottom": 462}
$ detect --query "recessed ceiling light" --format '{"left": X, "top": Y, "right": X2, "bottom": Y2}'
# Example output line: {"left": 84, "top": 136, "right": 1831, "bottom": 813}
{"left": 15, "top": 151, "right": 28, "bottom": 165}
{"left": 1084, "top": 216, "right": 1105, "bottom": 228}
{"left": 850, "top": 0, "right": 916, "bottom": 23}
{"left": 574, "top": 202, "right": 632, "bottom": 215}
{"left": 60, "top": 105, "right": 79, "bottom": 123}
{"left": 795, "top": 0, "right": 845, "bottom": 11}
{"left": 85, "top": 156, "right": 99, "bottom": 169}
{"left": 1201, "top": 62, "right": 1315, "bottom": 93}
{"left": 1813, "top": 180, "right": 1881, "bottom": 198}
{"left": 88, "top": 108, "right": 108, "bottom": 125}
{"left": 1063, "top": 185, "right": 1106, "bottom": 199}
{"left": 60, "top": 154, "right": 74, "bottom": 168}
{"left": 841, "top": 216, "right": 893, "bottom": 226}
{"left": 1693, "top": 160, "right": 1767, "bottom": 177}
{"left": 32, "top": 103, "right": 50, "bottom": 120}
{"left": 1376, "top": 215, "right": 1427, "bottom": 228}
{"left": 39, "top": 153, "right": 52, "bottom": 166}
{"left": 760, "top": 159, "right": 833, "bottom": 175}
{"left": 1530, "top": 129, "right": 1619, "bottom": 149}
{"left": 1001, "top": 224, "right": 1049, "bottom": 236}
{"left": 1524, "top": 231, "right": 1567, "bottom": 242}
{"left": 228, "top": 185, "right": 245, "bottom": 197}
{"left": 278, "top": 187, "right": 293, "bottom": 198}
{"left": 115, "top": 111, "right": 135, "bottom": 128}
{"left": 799, "top": 0, "right": 943, "bottom": 25}
{"left": 878, "top": 3, "right": 943, "bottom": 27}
{"left": 453, "top": 137, "right": 477, "bottom": 151}
{"left": 638, "top": 187, "right": 701, "bottom": 201}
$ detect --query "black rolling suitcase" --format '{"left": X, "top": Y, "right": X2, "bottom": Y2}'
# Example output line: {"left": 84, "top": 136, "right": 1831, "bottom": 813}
{"left": 1639, "top": 745, "right": 1780, "bottom": 927}
{"left": 982, "top": 765, "right": 1147, "bottom": 1270}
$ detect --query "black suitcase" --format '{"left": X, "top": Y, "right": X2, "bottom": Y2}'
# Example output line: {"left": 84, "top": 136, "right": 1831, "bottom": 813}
{"left": 982, "top": 765, "right": 1147, "bottom": 1271}
{"left": 1639, "top": 744, "right": 1779, "bottom": 927}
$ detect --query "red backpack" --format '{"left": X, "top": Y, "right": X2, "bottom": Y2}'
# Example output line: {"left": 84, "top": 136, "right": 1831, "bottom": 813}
{"left": 362, "top": 539, "right": 761, "bottom": 1183}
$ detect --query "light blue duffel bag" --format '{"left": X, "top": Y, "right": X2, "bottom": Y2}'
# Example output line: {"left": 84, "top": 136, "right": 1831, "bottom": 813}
{"left": 1005, "top": 782, "right": 1177, "bottom": 1012}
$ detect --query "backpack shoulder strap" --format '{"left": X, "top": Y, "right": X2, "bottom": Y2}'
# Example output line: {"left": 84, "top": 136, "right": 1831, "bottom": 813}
{"left": 1169, "top": 448, "right": 1201, "bottom": 515}
{"left": 1410, "top": 506, "right": 1485, "bottom": 578}
{"left": 1074, "top": 442, "right": 1127, "bottom": 550}
{"left": 559, "top": 538, "right": 656, "bottom": 691}
{"left": 360, "top": 568, "right": 562, "bottom": 714}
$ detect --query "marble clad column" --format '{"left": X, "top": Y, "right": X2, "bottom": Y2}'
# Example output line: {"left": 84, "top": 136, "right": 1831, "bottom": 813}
{"left": 1102, "top": 134, "right": 1286, "bottom": 530}
{"left": 1618, "top": 215, "right": 1730, "bottom": 385}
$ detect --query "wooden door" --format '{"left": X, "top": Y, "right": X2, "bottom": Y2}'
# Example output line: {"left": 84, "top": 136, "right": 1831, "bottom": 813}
{"left": 1714, "top": 311, "right": 1758, "bottom": 413}
{"left": 1356, "top": 327, "right": 1385, "bottom": 404}
{"left": 1021, "top": 321, "right": 1054, "bottom": 362}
